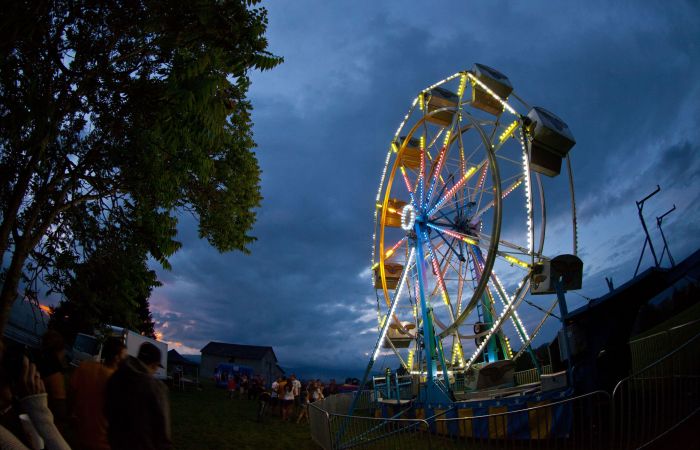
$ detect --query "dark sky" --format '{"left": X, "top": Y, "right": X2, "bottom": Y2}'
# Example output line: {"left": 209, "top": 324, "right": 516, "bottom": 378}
{"left": 148, "top": 0, "right": 700, "bottom": 372}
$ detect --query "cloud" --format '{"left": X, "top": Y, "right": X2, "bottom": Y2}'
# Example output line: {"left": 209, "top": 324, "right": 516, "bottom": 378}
{"left": 146, "top": 0, "right": 700, "bottom": 371}
{"left": 578, "top": 140, "right": 700, "bottom": 223}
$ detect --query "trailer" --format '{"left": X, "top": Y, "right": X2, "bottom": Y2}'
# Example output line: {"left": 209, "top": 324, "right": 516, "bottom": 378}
{"left": 71, "top": 325, "right": 168, "bottom": 379}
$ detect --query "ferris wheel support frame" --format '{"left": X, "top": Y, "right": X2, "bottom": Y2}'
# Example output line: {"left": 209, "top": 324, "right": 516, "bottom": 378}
{"left": 414, "top": 222, "right": 454, "bottom": 405}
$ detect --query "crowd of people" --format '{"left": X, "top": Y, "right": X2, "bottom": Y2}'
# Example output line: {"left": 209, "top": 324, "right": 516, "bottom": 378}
{"left": 0, "top": 331, "right": 171, "bottom": 450}
{"left": 1, "top": 328, "right": 358, "bottom": 449}
{"left": 220, "top": 372, "right": 267, "bottom": 401}
{"left": 261, "top": 375, "right": 345, "bottom": 424}
{"left": 219, "top": 371, "right": 352, "bottom": 424}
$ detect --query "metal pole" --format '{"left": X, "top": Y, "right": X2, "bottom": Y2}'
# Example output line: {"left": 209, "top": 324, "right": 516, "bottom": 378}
{"left": 656, "top": 205, "right": 676, "bottom": 267}
{"left": 414, "top": 225, "right": 437, "bottom": 399}
{"left": 634, "top": 185, "right": 661, "bottom": 277}
{"left": 565, "top": 155, "right": 578, "bottom": 256}
{"left": 414, "top": 223, "right": 452, "bottom": 404}
{"left": 554, "top": 277, "right": 574, "bottom": 386}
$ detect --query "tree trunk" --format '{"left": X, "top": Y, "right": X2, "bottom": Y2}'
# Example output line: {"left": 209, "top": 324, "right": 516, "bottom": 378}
{"left": 0, "top": 241, "right": 31, "bottom": 337}
{"left": 0, "top": 185, "right": 76, "bottom": 336}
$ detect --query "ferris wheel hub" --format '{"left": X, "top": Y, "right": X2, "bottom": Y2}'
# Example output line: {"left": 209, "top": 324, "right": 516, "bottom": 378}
{"left": 400, "top": 204, "right": 416, "bottom": 231}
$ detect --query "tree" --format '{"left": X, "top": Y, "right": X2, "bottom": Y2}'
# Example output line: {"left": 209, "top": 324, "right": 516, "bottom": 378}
{"left": 0, "top": 0, "right": 282, "bottom": 334}
{"left": 49, "top": 230, "right": 160, "bottom": 343}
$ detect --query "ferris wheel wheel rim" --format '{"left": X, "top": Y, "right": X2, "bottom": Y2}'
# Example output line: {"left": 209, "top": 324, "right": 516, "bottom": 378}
{"left": 376, "top": 111, "right": 504, "bottom": 336}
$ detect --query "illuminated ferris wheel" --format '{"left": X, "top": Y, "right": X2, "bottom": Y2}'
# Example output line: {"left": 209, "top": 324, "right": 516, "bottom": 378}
{"left": 370, "top": 64, "right": 578, "bottom": 382}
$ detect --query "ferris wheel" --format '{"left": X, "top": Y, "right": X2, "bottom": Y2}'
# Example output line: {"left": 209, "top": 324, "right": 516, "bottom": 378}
{"left": 370, "top": 64, "right": 578, "bottom": 382}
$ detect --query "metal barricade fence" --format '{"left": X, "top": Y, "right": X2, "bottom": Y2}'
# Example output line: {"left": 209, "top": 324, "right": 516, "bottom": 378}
{"left": 629, "top": 319, "right": 700, "bottom": 372}
{"left": 309, "top": 401, "right": 332, "bottom": 450}
{"left": 612, "top": 331, "right": 700, "bottom": 449}
{"left": 514, "top": 364, "right": 553, "bottom": 386}
{"left": 327, "top": 412, "right": 431, "bottom": 449}
{"left": 310, "top": 390, "right": 610, "bottom": 450}
{"left": 309, "top": 329, "right": 699, "bottom": 449}
{"left": 433, "top": 390, "right": 610, "bottom": 450}
{"left": 317, "top": 390, "right": 374, "bottom": 415}
{"left": 309, "top": 390, "right": 376, "bottom": 449}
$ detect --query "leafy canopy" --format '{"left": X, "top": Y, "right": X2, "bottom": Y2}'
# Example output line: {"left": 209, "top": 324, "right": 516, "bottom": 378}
{"left": 0, "top": 0, "right": 282, "bottom": 331}
{"left": 49, "top": 231, "right": 161, "bottom": 343}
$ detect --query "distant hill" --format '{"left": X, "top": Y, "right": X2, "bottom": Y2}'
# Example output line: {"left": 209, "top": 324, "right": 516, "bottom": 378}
{"left": 280, "top": 365, "right": 370, "bottom": 383}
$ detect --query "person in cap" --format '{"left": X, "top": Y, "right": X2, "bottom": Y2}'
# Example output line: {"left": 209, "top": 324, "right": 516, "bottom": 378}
{"left": 105, "top": 342, "right": 171, "bottom": 450}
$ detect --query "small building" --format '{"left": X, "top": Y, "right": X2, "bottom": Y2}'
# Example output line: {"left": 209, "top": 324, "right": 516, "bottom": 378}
{"left": 167, "top": 349, "right": 200, "bottom": 385}
{"left": 167, "top": 349, "right": 199, "bottom": 389}
{"left": 200, "top": 341, "right": 283, "bottom": 386}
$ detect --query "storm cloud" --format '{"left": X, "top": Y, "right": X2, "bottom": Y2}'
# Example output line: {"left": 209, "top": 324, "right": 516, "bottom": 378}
{"left": 148, "top": 0, "right": 700, "bottom": 373}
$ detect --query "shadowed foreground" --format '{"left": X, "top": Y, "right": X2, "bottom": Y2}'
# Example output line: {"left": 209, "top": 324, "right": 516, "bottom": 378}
{"left": 170, "top": 382, "right": 317, "bottom": 450}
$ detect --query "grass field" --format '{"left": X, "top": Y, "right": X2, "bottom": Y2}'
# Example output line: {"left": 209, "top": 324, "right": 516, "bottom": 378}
{"left": 170, "top": 382, "right": 318, "bottom": 450}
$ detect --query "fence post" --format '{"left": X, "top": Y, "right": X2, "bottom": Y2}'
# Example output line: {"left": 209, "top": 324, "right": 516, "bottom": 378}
{"left": 420, "top": 419, "right": 431, "bottom": 450}
{"left": 326, "top": 410, "right": 334, "bottom": 450}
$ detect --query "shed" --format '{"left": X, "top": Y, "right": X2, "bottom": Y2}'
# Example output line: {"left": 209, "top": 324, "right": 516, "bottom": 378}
{"left": 167, "top": 349, "right": 200, "bottom": 388}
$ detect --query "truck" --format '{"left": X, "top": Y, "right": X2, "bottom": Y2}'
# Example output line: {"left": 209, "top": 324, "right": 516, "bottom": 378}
{"left": 71, "top": 325, "right": 168, "bottom": 379}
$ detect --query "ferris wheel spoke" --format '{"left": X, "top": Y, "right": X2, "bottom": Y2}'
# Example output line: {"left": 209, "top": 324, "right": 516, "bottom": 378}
{"left": 431, "top": 227, "right": 466, "bottom": 266}
{"left": 427, "top": 161, "right": 482, "bottom": 217}
{"left": 423, "top": 235, "right": 461, "bottom": 325}
{"left": 460, "top": 278, "right": 530, "bottom": 369}
{"left": 426, "top": 126, "right": 445, "bottom": 150}
{"left": 384, "top": 335, "right": 409, "bottom": 370}
{"left": 424, "top": 250, "right": 465, "bottom": 366}
{"left": 513, "top": 298, "right": 558, "bottom": 361}
{"left": 472, "top": 175, "right": 525, "bottom": 221}
{"left": 469, "top": 245, "right": 524, "bottom": 360}
{"left": 433, "top": 241, "right": 468, "bottom": 290}
{"left": 399, "top": 166, "right": 414, "bottom": 197}
{"left": 428, "top": 244, "right": 466, "bottom": 368}
{"left": 473, "top": 230, "right": 537, "bottom": 259}
{"left": 468, "top": 246, "right": 530, "bottom": 345}
{"left": 455, "top": 259, "right": 466, "bottom": 315}
{"left": 488, "top": 269, "right": 532, "bottom": 345}
{"left": 491, "top": 120, "right": 520, "bottom": 153}
{"left": 470, "top": 160, "right": 489, "bottom": 203}
{"left": 383, "top": 236, "right": 407, "bottom": 260}
{"left": 427, "top": 241, "right": 450, "bottom": 300}
{"left": 428, "top": 223, "right": 535, "bottom": 273}
{"left": 425, "top": 145, "right": 448, "bottom": 209}
{"left": 373, "top": 248, "right": 416, "bottom": 361}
